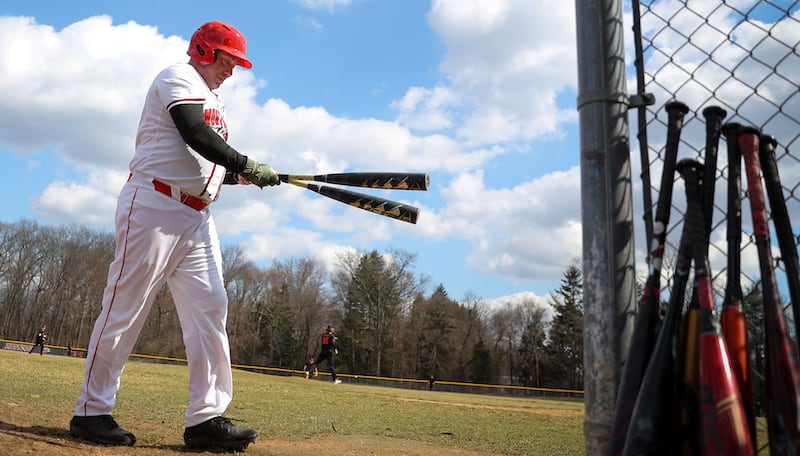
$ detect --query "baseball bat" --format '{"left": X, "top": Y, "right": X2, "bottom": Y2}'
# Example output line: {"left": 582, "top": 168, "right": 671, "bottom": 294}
{"left": 610, "top": 100, "right": 689, "bottom": 455}
{"left": 623, "top": 107, "right": 725, "bottom": 454}
{"left": 758, "top": 134, "right": 800, "bottom": 347}
{"left": 284, "top": 178, "right": 420, "bottom": 224}
{"left": 678, "top": 158, "right": 754, "bottom": 455}
{"left": 278, "top": 172, "right": 430, "bottom": 191}
{"left": 669, "top": 224, "right": 700, "bottom": 456}
{"left": 719, "top": 121, "right": 756, "bottom": 450}
{"left": 700, "top": 106, "right": 727, "bottom": 234}
{"left": 739, "top": 126, "right": 800, "bottom": 454}
{"left": 671, "top": 109, "right": 727, "bottom": 455}
{"left": 622, "top": 218, "right": 693, "bottom": 454}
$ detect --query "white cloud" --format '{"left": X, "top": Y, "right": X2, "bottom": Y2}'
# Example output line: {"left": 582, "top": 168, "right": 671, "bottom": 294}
{"left": 486, "top": 290, "right": 554, "bottom": 321}
{"left": 423, "top": 166, "right": 582, "bottom": 281}
{"left": 33, "top": 169, "right": 126, "bottom": 226}
{"left": 293, "top": 0, "right": 352, "bottom": 13}
{"left": 0, "top": 15, "right": 187, "bottom": 167}
{"left": 1, "top": 3, "right": 586, "bottom": 302}
{"left": 391, "top": 86, "right": 456, "bottom": 131}
{"left": 401, "top": 0, "right": 579, "bottom": 146}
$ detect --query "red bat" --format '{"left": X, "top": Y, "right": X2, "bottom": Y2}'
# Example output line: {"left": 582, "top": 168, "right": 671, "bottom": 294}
{"left": 739, "top": 127, "right": 800, "bottom": 454}
{"left": 719, "top": 121, "right": 756, "bottom": 450}
{"left": 678, "top": 158, "right": 753, "bottom": 455}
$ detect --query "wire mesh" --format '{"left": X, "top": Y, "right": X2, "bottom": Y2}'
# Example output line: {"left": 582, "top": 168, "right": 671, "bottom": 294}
{"left": 630, "top": 0, "right": 800, "bottom": 453}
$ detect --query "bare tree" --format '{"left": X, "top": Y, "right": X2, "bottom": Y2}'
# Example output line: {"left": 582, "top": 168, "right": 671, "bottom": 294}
{"left": 516, "top": 298, "right": 549, "bottom": 387}
{"left": 487, "top": 302, "right": 525, "bottom": 384}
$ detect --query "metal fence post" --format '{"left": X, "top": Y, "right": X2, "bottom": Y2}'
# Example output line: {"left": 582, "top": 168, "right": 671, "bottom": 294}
{"left": 575, "top": 0, "right": 637, "bottom": 454}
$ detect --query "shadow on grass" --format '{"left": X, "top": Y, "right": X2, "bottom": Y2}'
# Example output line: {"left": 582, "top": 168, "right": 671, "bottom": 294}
{"left": 0, "top": 420, "right": 259, "bottom": 454}
{"left": 0, "top": 420, "right": 81, "bottom": 450}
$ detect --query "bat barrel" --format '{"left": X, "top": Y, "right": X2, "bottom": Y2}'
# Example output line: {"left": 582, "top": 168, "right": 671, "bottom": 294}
{"left": 279, "top": 172, "right": 430, "bottom": 191}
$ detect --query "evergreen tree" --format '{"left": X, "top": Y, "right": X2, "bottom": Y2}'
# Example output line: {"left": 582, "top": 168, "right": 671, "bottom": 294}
{"left": 543, "top": 259, "right": 584, "bottom": 389}
{"left": 471, "top": 338, "right": 493, "bottom": 383}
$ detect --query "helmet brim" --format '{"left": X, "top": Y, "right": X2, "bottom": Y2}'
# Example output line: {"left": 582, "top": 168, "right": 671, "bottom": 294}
{"left": 234, "top": 56, "right": 253, "bottom": 69}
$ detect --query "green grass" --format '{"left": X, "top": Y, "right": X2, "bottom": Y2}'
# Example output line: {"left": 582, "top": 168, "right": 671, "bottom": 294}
{"left": 0, "top": 349, "right": 585, "bottom": 455}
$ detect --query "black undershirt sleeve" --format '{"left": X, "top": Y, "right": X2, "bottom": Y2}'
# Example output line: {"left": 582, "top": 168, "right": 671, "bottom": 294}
{"left": 169, "top": 103, "right": 249, "bottom": 179}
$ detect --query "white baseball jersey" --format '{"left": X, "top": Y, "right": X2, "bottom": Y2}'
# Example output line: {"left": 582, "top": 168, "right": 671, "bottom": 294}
{"left": 75, "top": 62, "right": 234, "bottom": 427}
{"left": 131, "top": 62, "right": 229, "bottom": 202}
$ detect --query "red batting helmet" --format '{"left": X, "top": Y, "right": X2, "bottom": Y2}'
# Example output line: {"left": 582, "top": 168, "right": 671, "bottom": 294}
{"left": 188, "top": 21, "right": 252, "bottom": 69}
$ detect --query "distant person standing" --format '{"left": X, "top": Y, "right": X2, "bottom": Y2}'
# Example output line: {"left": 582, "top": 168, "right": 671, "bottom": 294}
{"left": 29, "top": 323, "right": 47, "bottom": 355}
{"left": 310, "top": 326, "right": 341, "bottom": 384}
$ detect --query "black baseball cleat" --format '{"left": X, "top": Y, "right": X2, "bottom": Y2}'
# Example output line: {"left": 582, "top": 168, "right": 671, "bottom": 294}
{"left": 70, "top": 415, "right": 136, "bottom": 446}
{"left": 184, "top": 416, "right": 258, "bottom": 451}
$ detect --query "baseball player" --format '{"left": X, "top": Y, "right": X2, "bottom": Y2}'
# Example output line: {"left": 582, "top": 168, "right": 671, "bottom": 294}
{"left": 70, "top": 21, "right": 276, "bottom": 451}
{"left": 28, "top": 323, "right": 47, "bottom": 355}
{"left": 309, "top": 326, "right": 341, "bottom": 384}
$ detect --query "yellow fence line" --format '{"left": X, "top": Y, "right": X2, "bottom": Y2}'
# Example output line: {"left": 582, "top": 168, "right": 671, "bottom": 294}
{"left": 1, "top": 338, "right": 584, "bottom": 396}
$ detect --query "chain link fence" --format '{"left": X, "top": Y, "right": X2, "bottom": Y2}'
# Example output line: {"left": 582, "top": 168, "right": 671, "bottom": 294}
{"left": 630, "top": 0, "right": 800, "bottom": 453}
{"left": 635, "top": 0, "right": 800, "bottom": 290}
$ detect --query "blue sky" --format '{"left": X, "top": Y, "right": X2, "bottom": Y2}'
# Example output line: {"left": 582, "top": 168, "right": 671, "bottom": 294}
{"left": 0, "top": 0, "right": 585, "bottom": 308}
{"left": 2, "top": 0, "right": 798, "bottom": 312}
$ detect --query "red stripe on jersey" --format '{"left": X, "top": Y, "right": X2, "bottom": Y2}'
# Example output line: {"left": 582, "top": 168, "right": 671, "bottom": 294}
{"left": 166, "top": 98, "right": 205, "bottom": 111}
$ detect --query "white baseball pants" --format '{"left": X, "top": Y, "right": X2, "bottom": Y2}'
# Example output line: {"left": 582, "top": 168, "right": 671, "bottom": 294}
{"left": 74, "top": 175, "right": 233, "bottom": 427}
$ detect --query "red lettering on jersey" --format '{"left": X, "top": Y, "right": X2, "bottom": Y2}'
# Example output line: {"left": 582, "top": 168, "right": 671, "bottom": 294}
{"left": 204, "top": 108, "right": 228, "bottom": 141}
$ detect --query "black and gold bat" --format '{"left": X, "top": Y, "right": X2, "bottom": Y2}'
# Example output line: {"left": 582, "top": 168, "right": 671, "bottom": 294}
{"left": 278, "top": 172, "right": 429, "bottom": 191}
{"left": 284, "top": 178, "right": 420, "bottom": 224}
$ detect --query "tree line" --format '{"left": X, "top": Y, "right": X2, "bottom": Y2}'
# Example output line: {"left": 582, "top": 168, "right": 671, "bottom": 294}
{"left": 0, "top": 219, "right": 584, "bottom": 389}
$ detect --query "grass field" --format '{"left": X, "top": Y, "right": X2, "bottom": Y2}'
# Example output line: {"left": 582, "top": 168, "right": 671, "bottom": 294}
{"left": 0, "top": 349, "right": 585, "bottom": 455}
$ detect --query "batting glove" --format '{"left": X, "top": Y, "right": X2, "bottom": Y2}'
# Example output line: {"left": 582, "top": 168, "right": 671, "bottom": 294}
{"left": 241, "top": 159, "right": 280, "bottom": 188}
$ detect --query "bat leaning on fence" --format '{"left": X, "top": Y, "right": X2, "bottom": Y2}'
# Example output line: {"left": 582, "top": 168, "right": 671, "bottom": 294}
{"left": 718, "top": 121, "right": 756, "bottom": 451}
{"left": 282, "top": 178, "right": 421, "bottom": 224}
{"left": 757, "top": 134, "right": 800, "bottom": 351}
{"left": 738, "top": 127, "right": 800, "bottom": 454}
{"left": 622, "top": 210, "right": 692, "bottom": 455}
{"left": 678, "top": 158, "right": 754, "bottom": 455}
{"left": 621, "top": 106, "right": 724, "bottom": 455}
{"left": 609, "top": 100, "right": 689, "bottom": 456}
{"left": 624, "top": 107, "right": 726, "bottom": 455}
